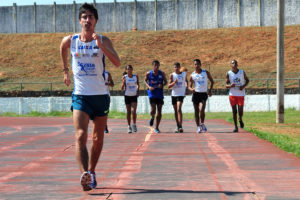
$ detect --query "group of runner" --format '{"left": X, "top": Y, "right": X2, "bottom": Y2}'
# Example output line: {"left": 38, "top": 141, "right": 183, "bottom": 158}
{"left": 108, "top": 58, "right": 249, "bottom": 134}
{"left": 60, "top": 3, "right": 249, "bottom": 191}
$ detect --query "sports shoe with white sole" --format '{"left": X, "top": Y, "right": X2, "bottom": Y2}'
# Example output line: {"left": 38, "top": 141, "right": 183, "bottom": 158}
{"left": 132, "top": 124, "right": 137, "bottom": 132}
{"left": 197, "top": 126, "right": 202, "bottom": 133}
{"left": 80, "top": 171, "right": 92, "bottom": 191}
{"left": 201, "top": 124, "right": 207, "bottom": 132}
{"left": 88, "top": 171, "right": 97, "bottom": 189}
{"left": 128, "top": 126, "right": 132, "bottom": 133}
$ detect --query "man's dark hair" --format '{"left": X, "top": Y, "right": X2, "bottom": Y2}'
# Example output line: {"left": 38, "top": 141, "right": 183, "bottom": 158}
{"left": 173, "top": 62, "right": 180, "bottom": 67}
{"left": 79, "top": 3, "right": 98, "bottom": 21}
{"left": 152, "top": 60, "right": 160, "bottom": 66}
{"left": 193, "top": 59, "right": 201, "bottom": 65}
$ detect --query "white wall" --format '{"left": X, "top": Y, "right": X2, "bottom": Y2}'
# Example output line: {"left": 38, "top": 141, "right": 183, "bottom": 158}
{"left": 0, "top": 95, "right": 299, "bottom": 114}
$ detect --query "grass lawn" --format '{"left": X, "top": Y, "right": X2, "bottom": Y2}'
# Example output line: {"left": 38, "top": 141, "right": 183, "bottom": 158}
{"left": 0, "top": 109, "right": 299, "bottom": 157}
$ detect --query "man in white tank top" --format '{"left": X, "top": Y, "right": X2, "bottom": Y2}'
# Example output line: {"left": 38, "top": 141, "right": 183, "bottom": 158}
{"left": 60, "top": 3, "right": 120, "bottom": 191}
{"left": 189, "top": 59, "right": 214, "bottom": 133}
{"left": 103, "top": 70, "right": 114, "bottom": 134}
{"left": 226, "top": 59, "right": 249, "bottom": 132}
{"left": 168, "top": 62, "right": 188, "bottom": 133}
{"left": 121, "top": 65, "right": 140, "bottom": 133}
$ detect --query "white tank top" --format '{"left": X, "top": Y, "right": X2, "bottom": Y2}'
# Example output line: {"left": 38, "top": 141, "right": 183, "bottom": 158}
{"left": 192, "top": 70, "right": 208, "bottom": 93}
{"left": 124, "top": 74, "right": 138, "bottom": 96}
{"left": 171, "top": 71, "right": 186, "bottom": 96}
{"left": 228, "top": 69, "right": 245, "bottom": 96}
{"left": 70, "top": 34, "right": 107, "bottom": 95}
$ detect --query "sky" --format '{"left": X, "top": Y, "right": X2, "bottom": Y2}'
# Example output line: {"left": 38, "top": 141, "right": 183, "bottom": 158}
{"left": 0, "top": 0, "right": 152, "bottom": 7}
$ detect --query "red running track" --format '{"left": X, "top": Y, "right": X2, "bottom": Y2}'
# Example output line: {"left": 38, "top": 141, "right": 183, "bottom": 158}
{"left": 0, "top": 117, "right": 299, "bottom": 200}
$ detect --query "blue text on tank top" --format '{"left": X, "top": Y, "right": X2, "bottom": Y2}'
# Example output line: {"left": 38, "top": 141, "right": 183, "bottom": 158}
{"left": 147, "top": 70, "right": 164, "bottom": 99}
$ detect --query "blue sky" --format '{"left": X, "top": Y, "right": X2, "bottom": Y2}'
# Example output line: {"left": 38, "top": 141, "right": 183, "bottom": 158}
{"left": 0, "top": 0, "right": 152, "bottom": 7}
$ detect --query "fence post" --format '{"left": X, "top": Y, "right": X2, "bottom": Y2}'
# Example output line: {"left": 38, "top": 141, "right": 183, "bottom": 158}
{"left": 237, "top": 0, "right": 241, "bottom": 27}
{"left": 13, "top": 3, "right": 17, "bottom": 33}
{"left": 113, "top": 0, "right": 117, "bottom": 32}
{"left": 298, "top": 78, "right": 300, "bottom": 94}
{"left": 133, "top": 0, "right": 137, "bottom": 29}
{"left": 73, "top": 1, "right": 76, "bottom": 33}
{"left": 50, "top": 82, "right": 53, "bottom": 96}
{"left": 154, "top": 0, "right": 157, "bottom": 31}
{"left": 216, "top": 0, "right": 219, "bottom": 28}
{"left": 53, "top": 2, "right": 56, "bottom": 33}
{"left": 266, "top": 79, "right": 269, "bottom": 94}
{"left": 33, "top": 2, "right": 36, "bottom": 33}
{"left": 174, "top": 0, "right": 178, "bottom": 30}
{"left": 20, "top": 79, "right": 23, "bottom": 96}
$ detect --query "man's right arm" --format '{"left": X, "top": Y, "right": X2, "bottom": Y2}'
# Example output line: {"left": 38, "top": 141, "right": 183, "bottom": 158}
{"left": 60, "top": 35, "right": 72, "bottom": 86}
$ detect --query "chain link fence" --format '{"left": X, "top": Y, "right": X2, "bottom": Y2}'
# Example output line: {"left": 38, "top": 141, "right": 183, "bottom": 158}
{"left": 0, "top": 73, "right": 299, "bottom": 96}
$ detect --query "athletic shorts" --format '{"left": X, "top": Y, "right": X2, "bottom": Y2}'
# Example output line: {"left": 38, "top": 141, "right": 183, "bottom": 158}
{"left": 229, "top": 96, "right": 244, "bottom": 106}
{"left": 125, "top": 95, "right": 138, "bottom": 105}
{"left": 171, "top": 96, "right": 185, "bottom": 105}
{"left": 71, "top": 94, "right": 110, "bottom": 120}
{"left": 149, "top": 98, "right": 164, "bottom": 105}
{"left": 192, "top": 92, "right": 208, "bottom": 105}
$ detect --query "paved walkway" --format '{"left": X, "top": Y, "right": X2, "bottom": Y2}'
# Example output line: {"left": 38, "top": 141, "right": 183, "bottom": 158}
{"left": 0, "top": 117, "right": 299, "bottom": 200}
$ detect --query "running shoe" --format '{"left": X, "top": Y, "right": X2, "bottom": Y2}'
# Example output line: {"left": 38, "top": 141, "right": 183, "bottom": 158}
{"left": 149, "top": 118, "right": 154, "bottom": 126}
{"left": 128, "top": 126, "right": 132, "bottom": 133}
{"left": 239, "top": 120, "right": 244, "bottom": 128}
{"left": 132, "top": 124, "right": 137, "bottom": 132}
{"left": 88, "top": 171, "right": 97, "bottom": 189}
{"left": 179, "top": 127, "right": 184, "bottom": 133}
{"left": 174, "top": 127, "right": 179, "bottom": 133}
{"left": 201, "top": 124, "right": 207, "bottom": 132}
{"left": 197, "top": 126, "right": 202, "bottom": 133}
{"left": 154, "top": 128, "right": 160, "bottom": 133}
{"left": 80, "top": 171, "right": 92, "bottom": 191}
{"left": 233, "top": 127, "right": 238, "bottom": 133}
{"left": 104, "top": 126, "right": 109, "bottom": 134}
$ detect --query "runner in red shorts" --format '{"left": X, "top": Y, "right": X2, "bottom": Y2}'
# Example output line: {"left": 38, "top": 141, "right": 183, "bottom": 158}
{"left": 226, "top": 60, "right": 249, "bottom": 132}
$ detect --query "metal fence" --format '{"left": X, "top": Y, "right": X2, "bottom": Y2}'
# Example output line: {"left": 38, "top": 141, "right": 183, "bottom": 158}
{"left": 1, "top": 77, "right": 300, "bottom": 96}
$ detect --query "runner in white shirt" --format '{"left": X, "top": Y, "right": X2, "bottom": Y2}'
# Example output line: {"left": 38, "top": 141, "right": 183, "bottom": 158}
{"left": 104, "top": 70, "right": 114, "bottom": 134}
{"left": 121, "top": 65, "right": 140, "bottom": 133}
{"left": 226, "top": 59, "right": 249, "bottom": 132}
{"left": 60, "top": 3, "right": 120, "bottom": 191}
{"left": 189, "top": 59, "right": 214, "bottom": 133}
{"left": 168, "top": 62, "right": 188, "bottom": 133}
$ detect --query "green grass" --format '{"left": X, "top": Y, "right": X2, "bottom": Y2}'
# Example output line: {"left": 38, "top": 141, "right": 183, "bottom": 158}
{"left": 0, "top": 109, "right": 299, "bottom": 157}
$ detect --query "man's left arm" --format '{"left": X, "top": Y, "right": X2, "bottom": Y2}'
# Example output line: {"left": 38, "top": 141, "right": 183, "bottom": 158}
{"left": 93, "top": 34, "right": 120, "bottom": 67}
{"left": 207, "top": 71, "right": 214, "bottom": 96}
{"left": 240, "top": 71, "right": 249, "bottom": 90}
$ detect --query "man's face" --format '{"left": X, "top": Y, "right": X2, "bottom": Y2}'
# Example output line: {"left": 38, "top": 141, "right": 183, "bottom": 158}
{"left": 153, "top": 63, "right": 160, "bottom": 71}
{"left": 230, "top": 60, "right": 238, "bottom": 70}
{"left": 194, "top": 61, "right": 201, "bottom": 70}
{"left": 174, "top": 65, "right": 180, "bottom": 73}
{"left": 79, "top": 10, "right": 97, "bottom": 31}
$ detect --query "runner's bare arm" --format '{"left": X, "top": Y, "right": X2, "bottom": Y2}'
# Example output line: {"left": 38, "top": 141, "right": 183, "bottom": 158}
{"left": 136, "top": 75, "right": 140, "bottom": 97}
{"left": 121, "top": 76, "right": 126, "bottom": 91}
{"left": 188, "top": 75, "right": 195, "bottom": 93}
{"left": 185, "top": 73, "right": 189, "bottom": 88}
{"left": 207, "top": 71, "right": 214, "bottom": 96}
{"left": 92, "top": 34, "right": 120, "bottom": 67}
{"left": 60, "top": 35, "right": 72, "bottom": 86}
{"left": 162, "top": 72, "right": 168, "bottom": 86}
{"left": 144, "top": 71, "right": 154, "bottom": 91}
{"left": 108, "top": 72, "right": 114, "bottom": 87}
{"left": 240, "top": 71, "right": 250, "bottom": 90}
{"left": 168, "top": 73, "right": 175, "bottom": 88}
{"left": 226, "top": 73, "right": 234, "bottom": 88}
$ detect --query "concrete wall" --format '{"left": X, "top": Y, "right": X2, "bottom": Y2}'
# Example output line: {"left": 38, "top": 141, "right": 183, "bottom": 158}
{"left": 0, "top": 95, "right": 299, "bottom": 114}
{"left": 1, "top": 0, "right": 300, "bottom": 33}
